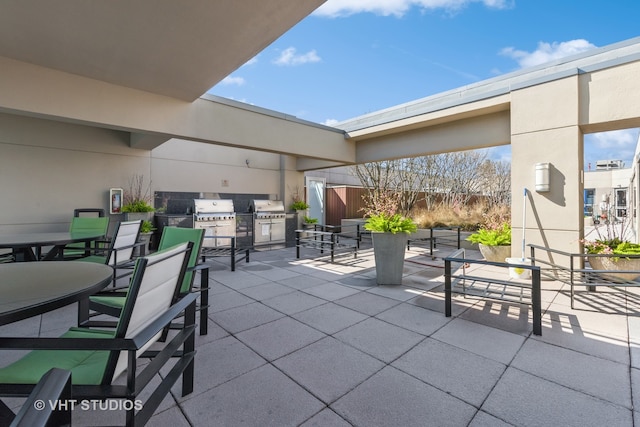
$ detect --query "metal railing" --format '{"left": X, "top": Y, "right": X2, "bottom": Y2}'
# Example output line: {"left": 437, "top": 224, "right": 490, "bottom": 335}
{"left": 529, "top": 243, "right": 640, "bottom": 309}
{"left": 295, "top": 226, "right": 359, "bottom": 262}
{"left": 407, "top": 226, "right": 461, "bottom": 258}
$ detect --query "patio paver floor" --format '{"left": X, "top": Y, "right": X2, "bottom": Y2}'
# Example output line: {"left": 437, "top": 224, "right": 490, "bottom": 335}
{"left": 0, "top": 242, "right": 638, "bottom": 426}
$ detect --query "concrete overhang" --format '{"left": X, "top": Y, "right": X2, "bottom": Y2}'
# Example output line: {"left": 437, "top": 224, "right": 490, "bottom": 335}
{"left": 355, "top": 110, "right": 511, "bottom": 163}
{"left": 346, "top": 95, "right": 511, "bottom": 141}
{"left": 0, "top": 0, "right": 325, "bottom": 102}
{"left": 0, "top": 0, "right": 356, "bottom": 166}
{"left": 336, "top": 36, "right": 640, "bottom": 163}
{"left": 0, "top": 56, "right": 353, "bottom": 163}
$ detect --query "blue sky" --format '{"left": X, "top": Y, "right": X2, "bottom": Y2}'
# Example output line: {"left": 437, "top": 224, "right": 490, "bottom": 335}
{"left": 208, "top": 0, "right": 640, "bottom": 169}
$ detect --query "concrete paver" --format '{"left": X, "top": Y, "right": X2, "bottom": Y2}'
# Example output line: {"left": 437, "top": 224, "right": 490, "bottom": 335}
{"left": 1, "top": 242, "right": 638, "bottom": 426}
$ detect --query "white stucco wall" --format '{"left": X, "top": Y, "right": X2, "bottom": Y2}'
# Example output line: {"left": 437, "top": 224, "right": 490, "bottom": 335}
{"left": 151, "top": 139, "right": 282, "bottom": 195}
{"left": 0, "top": 113, "right": 292, "bottom": 234}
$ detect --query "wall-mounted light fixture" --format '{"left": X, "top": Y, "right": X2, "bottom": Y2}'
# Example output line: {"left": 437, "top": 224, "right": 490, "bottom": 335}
{"left": 535, "top": 162, "right": 550, "bottom": 192}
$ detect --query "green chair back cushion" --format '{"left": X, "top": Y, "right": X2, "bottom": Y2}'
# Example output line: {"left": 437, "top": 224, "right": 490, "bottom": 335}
{"left": 157, "top": 227, "right": 204, "bottom": 293}
{"left": 65, "top": 217, "right": 109, "bottom": 254}
{"left": 89, "top": 227, "right": 202, "bottom": 314}
{"left": 69, "top": 217, "right": 110, "bottom": 235}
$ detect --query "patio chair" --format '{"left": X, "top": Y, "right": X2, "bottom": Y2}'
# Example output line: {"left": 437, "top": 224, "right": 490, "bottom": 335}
{"left": 1, "top": 368, "right": 72, "bottom": 427}
{"left": 0, "top": 242, "right": 197, "bottom": 427}
{"left": 81, "top": 227, "right": 210, "bottom": 335}
{"left": 73, "top": 208, "right": 106, "bottom": 217}
{"left": 75, "top": 220, "right": 142, "bottom": 284}
{"left": 63, "top": 216, "right": 110, "bottom": 259}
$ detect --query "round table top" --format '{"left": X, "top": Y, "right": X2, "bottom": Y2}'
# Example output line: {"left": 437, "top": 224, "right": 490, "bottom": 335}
{"left": 0, "top": 261, "right": 113, "bottom": 325}
{"left": 0, "top": 231, "right": 105, "bottom": 248}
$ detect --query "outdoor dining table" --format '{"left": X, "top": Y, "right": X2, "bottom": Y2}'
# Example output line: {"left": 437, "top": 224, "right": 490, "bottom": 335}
{"left": 0, "top": 231, "right": 106, "bottom": 261}
{"left": 0, "top": 261, "right": 113, "bottom": 326}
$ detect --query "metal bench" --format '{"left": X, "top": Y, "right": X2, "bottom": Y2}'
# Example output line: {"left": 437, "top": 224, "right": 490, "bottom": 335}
{"left": 444, "top": 248, "right": 542, "bottom": 335}
{"left": 200, "top": 236, "right": 250, "bottom": 271}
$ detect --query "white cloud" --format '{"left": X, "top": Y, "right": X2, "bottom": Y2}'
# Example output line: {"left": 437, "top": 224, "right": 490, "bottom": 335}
{"left": 584, "top": 129, "right": 639, "bottom": 168}
{"left": 273, "top": 47, "right": 321, "bottom": 66}
{"left": 479, "top": 145, "right": 511, "bottom": 163}
{"left": 590, "top": 129, "right": 638, "bottom": 150}
{"left": 323, "top": 119, "right": 340, "bottom": 127}
{"left": 314, "top": 0, "right": 512, "bottom": 18}
{"left": 220, "top": 76, "right": 245, "bottom": 86}
{"left": 500, "top": 39, "right": 596, "bottom": 68}
{"left": 243, "top": 56, "right": 259, "bottom": 66}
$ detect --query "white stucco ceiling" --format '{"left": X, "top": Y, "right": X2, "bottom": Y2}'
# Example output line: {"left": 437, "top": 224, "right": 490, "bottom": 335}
{"left": 0, "top": 0, "right": 325, "bottom": 101}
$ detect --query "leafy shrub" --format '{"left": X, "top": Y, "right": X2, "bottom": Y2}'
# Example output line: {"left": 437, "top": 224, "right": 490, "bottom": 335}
{"left": 365, "top": 213, "right": 417, "bottom": 234}
{"left": 140, "top": 220, "right": 156, "bottom": 233}
{"left": 614, "top": 242, "right": 640, "bottom": 255}
{"left": 290, "top": 200, "right": 309, "bottom": 211}
{"left": 122, "top": 200, "right": 155, "bottom": 213}
{"left": 122, "top": 174, "right": 154, "bottom": 212}
{"left": 582, "top": 216, "right": 638, "bottom": 255}
{"left": 466, "top": 223, "right": 511, "bottom": 246}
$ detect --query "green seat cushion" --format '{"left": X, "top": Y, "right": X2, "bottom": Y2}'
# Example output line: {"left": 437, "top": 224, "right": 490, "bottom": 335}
{"left": 0, "top": 328, "right": 114, "bottom": 385}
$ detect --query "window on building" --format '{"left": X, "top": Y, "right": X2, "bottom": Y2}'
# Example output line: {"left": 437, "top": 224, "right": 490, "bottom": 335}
{"left": 615, "top": 188, "right": 627, "bottom": 217}
{"left": 584, "top": 188, "right": 595, "bottom": 217}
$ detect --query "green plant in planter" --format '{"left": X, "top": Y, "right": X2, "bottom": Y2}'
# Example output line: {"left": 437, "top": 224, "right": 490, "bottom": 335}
{"left": 140, "top": 220, "right": 156, "bottom": 234}
{"left": 290, "top": 200, "right": 309, "bottom": 211}
{"left": 582, "top": 217, "right": 640, "bottom": 256}
{"left": 303, "top": 216, "right": 318, "bottom": 224}
{"left": 122, "top": 174, "right": 155, "bottom": 213}
{"left": 365, "top": 213, "right": 417, "bottom": 234}
{"left": 467, "top": 223, "right": 511, "bottom": 246}
{"left": 122, "top": 200, "right": 155, "bottom": 213}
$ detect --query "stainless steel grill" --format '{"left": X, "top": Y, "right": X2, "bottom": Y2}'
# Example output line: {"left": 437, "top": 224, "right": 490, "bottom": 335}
{"left": 251, "top": 200, "right": 286, "bottom": 246}
{"left": 193, "top": 199, "right": 236, "bottom": 247}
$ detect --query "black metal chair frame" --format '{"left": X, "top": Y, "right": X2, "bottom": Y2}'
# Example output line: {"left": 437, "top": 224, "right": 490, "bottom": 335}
{"left": 76, "top": 220, "right": 144, "bottom": 285}
{"left": 82, "top": 227, "right": 210, "bottom": 336}
{"left": 0, "top": 244, "right": 197, "bottom": 427}
{"left": 74, "top": 208, "right": 106, "bottom": 217}
{"left": 3, "top": 368, "right": 72, "bottom": 427}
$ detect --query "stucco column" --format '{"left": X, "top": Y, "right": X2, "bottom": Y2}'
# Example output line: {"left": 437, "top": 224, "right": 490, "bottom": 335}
{"left": 510, "top": 75, "right": 583, "bottom": 261}
{"left": 280, "top": 155, "right": 305, "bottom": 210}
